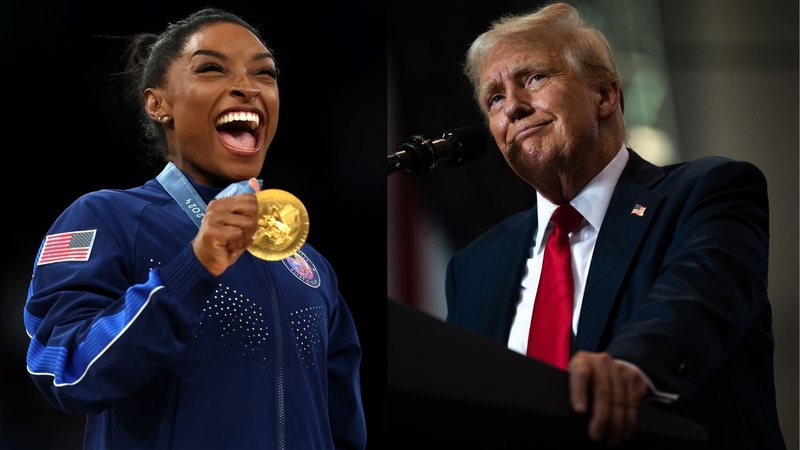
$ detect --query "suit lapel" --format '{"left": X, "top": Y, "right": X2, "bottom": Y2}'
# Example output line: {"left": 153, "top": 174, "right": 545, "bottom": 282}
{"left": 575, "top": 151, "right": 666, "bottom": 351}
{"left": 476, "top": 209, "right": 538, "bottom": 343}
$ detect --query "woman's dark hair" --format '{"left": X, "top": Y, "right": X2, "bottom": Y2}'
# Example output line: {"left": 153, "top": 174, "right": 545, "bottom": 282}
{"left": 123, "top": 8, "right": 273, "bottom": 159}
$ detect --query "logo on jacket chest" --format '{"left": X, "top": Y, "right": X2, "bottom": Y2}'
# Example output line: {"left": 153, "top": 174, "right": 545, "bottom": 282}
{"left": 282, "top": 250, "right": 320, "bottom": 288}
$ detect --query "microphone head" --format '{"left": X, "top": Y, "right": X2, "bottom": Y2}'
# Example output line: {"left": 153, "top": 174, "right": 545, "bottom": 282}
{"left": 389, "top": 124, "right": 489, "bottom": 175}
{"left": 439, "top": 125, "right": 488, "bottom": 167}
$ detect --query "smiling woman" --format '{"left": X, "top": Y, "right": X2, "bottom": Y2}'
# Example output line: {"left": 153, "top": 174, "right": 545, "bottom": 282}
{"left": 127, "top": 15, "right": 279, "bottom": 186}
{"left": 22, "top": 8, "right": 366, "bottom": 450}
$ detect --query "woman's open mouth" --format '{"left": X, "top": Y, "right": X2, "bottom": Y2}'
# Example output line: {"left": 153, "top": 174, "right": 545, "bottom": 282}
{"left": 214, "top": 110, "right": 263, "bottom": 155}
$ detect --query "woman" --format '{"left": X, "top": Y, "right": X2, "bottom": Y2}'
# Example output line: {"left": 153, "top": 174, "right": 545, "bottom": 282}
{"left": 23, "top": 8, "right": 366, "bottom": 449}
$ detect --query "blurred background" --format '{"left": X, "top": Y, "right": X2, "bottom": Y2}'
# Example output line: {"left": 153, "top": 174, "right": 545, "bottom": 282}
{"left": 388, "top": 0, "right": 798, "bottom": 448}
{"left": 2, "top": 1, "right": 385, "bottom": 448}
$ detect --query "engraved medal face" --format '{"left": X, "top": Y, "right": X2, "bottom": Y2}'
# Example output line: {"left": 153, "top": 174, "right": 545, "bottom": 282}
{"left": 247, "top": 189, "right": 310, "bottom": 261}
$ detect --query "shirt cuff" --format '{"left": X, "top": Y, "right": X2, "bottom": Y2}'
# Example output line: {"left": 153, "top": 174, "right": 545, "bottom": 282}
{"left": 616, "top": 359, "right": 680, "bottom": 404}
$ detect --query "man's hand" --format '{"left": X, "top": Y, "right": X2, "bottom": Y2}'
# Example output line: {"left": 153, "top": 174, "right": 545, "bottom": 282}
{"left": 569, "top": 351, "right": 648, "bottom": 447}
{"left": 192, "top": 179, "right": 261, "bottom": 276}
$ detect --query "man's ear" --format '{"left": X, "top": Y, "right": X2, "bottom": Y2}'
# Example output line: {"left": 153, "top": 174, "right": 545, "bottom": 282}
{"left": 144, "top": 88, "right": 172, "bottom": 122}
{"left": 597, "top": 81, "right": 622, "bottom": 119}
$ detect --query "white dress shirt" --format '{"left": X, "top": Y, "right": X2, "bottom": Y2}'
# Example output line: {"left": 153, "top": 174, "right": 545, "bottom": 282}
{"left": 506, "top": 145, "right": 678, "bottom": 402}
{"left": 507, "top": 145, "right": 629, "bottom": 353}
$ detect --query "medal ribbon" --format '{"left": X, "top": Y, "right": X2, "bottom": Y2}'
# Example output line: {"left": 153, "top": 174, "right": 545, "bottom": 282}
{"left": 156, "top": 162, "right": 262, "bottom": 229}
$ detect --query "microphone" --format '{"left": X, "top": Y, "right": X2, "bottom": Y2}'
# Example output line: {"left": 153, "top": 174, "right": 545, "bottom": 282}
{"left": 388, "top": 125, "right": 487, "bottom": 175}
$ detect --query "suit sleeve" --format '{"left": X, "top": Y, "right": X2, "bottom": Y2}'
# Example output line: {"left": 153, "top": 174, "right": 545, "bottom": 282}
{"left": 605, "top": 160, "right": 770, "bottom": 400}
{"left": 326, "top": 281, "right": 367, "bottom": 449}
{"left": 24, "top": 194, "right": 216, "bottom": 413}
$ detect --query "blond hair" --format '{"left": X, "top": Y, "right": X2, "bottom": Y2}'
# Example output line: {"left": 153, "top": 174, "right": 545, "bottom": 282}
{"left": 465, "top": 3, "right": 624, "bottom": 115}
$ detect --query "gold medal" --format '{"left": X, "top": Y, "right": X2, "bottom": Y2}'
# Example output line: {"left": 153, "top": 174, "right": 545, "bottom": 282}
{"left": 247, "top": 189, "right": 310, "bottom": 261}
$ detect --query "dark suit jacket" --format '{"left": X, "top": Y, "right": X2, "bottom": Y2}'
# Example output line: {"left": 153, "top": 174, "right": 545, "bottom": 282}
{"left": 445, "top": 150, "right": 785, "bottom": 449}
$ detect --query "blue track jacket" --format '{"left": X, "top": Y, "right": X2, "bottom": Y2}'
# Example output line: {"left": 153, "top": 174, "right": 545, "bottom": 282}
{"left": 24, "top": 175, "right": 366, "bottom": 449}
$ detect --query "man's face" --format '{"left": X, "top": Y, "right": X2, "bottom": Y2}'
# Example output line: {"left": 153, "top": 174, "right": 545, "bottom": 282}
{"left": 158, "top": 22, "right": 280, "bottom": 186}
{"left": 478, "top": 38, "right": 603, "bottom": 190}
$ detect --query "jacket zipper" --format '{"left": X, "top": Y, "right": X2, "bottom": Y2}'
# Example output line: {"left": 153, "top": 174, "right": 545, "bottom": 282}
{"left": 264, "top": 264, "right": 286, "bottom": 450}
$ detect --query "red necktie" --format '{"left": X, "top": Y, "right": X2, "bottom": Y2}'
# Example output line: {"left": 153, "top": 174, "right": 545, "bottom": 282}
{"left": 527, "top": 204, "right": 583, "bottom": 370}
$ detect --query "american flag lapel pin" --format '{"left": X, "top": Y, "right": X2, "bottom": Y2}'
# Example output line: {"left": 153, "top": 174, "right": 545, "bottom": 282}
{"left": 630, "top": 204, "right": 646, "bottom": 217}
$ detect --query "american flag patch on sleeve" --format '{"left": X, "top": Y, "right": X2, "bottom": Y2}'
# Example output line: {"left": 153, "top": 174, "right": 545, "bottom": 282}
{"left": 37, "top": 229, "right": 97, "bottom": 266}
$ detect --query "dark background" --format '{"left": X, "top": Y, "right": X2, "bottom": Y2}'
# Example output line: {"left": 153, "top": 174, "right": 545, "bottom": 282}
{"left": 2, "top": 1, "right": 386, "bottom": 448}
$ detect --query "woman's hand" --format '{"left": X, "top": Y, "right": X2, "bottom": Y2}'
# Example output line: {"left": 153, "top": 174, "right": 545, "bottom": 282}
{"left": 192, "top": 179, "right": 261, "bottom": 276}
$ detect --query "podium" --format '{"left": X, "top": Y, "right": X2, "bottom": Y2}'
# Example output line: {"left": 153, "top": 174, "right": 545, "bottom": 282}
{"left": 386, "top": 300, "right": 708, "bottom": 449}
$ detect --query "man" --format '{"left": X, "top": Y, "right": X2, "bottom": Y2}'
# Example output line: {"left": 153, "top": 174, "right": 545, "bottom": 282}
{"left": 445, "top": 3, "right": 784, "bottom": 449}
